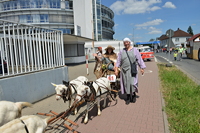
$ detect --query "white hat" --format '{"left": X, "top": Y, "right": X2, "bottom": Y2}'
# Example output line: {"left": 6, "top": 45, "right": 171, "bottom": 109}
{"left": 123, "top": 37, "right": 132, "bottom": 42}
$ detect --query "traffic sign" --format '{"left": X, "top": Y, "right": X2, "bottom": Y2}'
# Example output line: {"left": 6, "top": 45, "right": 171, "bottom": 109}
{"left": 166, "top": 29, "right": 174, "bottom": 37}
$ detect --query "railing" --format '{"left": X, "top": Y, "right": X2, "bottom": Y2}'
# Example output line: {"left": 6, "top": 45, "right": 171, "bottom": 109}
{"left": 0, "top": 19, "right": 64, "bottom": 77}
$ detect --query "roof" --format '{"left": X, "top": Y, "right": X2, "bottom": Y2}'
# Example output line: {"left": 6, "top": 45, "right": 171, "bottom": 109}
{"left": 135, "top": 41, "right": 160, "bottom": 45}
{"left": 173, "top": 28, "right": 193, "bottom": 37}
{"left": 158, "top": 28, "right": 193, "bottom": 40}
{"left": 188, "top": 33, "right": 200, "bottom": 41}
{"left": 63, "top": 34, "right": 94, "bottom": 44}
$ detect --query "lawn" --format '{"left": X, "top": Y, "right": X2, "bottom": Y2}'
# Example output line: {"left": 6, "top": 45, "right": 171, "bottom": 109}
{"left": 158, "top": 64, "right": 200, "bottom": 133}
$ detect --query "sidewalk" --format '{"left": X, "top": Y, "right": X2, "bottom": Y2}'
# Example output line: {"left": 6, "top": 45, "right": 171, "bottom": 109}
{"left": 22, "top": 60, "right": 168, "bottom": 133}
{"left": 74, "top": 61, "right": 167, "bottom": 133}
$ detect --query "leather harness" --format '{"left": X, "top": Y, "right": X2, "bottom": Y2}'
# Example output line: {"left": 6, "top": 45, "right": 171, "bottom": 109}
{"left": 20, "top": 119, "right": 29, "bottom": 133}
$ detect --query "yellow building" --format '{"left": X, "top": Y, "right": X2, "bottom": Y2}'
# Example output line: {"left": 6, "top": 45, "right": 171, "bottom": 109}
{"left": 186, "top": 33, "right": 200, "bottom": 60}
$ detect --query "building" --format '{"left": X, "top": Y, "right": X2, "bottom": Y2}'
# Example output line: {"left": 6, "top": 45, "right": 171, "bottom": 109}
{"left": 0, "top": 0, "right": 115, "bottom": 64}
{"left": 186, "top": 33, "right": 200, "bottom": 60}
{"left": 158, "top": 28, "right": 192, "bottom": 48}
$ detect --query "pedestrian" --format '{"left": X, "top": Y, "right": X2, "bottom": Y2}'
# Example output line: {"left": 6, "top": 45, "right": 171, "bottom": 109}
{"left": 115, "top": 37, "right": 146, "bottom": 105}
{"left": 93, "top": 47, "right": 103, "bottom": 61}
{"left": 178, "top": 46, "right": 184, "bottom": 61}
{"left": 170, "top": 47, "right": 172, "bottom": 54}
{"left": 174, "top": 51, "right": 178, "bottom": 61}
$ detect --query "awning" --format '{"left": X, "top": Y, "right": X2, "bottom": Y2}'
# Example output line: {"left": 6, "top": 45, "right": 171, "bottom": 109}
{"left": 63, "top": 34, "right": 94, "bottom": 44}
{"left": 135, "top": 41, "right": 160, "bottom": 45}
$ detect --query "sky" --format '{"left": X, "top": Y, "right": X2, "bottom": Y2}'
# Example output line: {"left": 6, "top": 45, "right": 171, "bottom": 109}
{"left": 101, "top": 0, "right": 200, "bottom": 43}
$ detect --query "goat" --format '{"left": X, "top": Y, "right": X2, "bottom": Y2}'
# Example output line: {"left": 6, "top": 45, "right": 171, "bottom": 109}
{"left": 0, "top": 101, "right": 32, "bottom": 126}
{"left": 75, "top": 77, "right": 111, "bottom": 123}
{"left": 0, "top": 115, "right": 51, "bottom": 133}
{"left": 51, "top": 76, "right": 88, "bottom": 114}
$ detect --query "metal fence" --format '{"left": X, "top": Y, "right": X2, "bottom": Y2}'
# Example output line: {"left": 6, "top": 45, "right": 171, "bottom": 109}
{"left": 0, "top": 19, "right": 64, "bottom": 77}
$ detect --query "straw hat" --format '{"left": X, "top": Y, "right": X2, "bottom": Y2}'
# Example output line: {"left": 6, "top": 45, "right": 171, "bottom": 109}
{"left": 105, "top": 45, "right": 115, "bottom": 51}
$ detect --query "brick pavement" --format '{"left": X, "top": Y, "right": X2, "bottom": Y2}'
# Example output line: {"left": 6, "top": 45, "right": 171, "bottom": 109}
{"left": 73, "top": 61, "right": 167, "bottom": 133}
{"left": 22, "top": 60, "right": 168, "bottom": 133}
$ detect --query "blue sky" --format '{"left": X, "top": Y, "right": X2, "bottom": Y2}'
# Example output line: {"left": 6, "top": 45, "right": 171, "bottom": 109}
{"left": 101, "top": 0, "right": 200, "bottom": 43}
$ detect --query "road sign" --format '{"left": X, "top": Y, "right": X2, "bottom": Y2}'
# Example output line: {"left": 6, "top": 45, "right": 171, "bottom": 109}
{"left": 166, "top": 29, "right": 174, "bottom": 37}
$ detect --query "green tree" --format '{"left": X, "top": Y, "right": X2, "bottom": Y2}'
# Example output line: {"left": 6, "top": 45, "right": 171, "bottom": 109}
{"left": 187, "top": 26, "right": 194, "bottom": 35}
{"left": 149, "top": 38, "right": 155, "bottom": 42}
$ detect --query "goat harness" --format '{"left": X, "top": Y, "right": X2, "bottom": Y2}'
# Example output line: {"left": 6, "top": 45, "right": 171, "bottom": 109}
{"left": 19, "top": 119, "right": 29, "bottom": 133}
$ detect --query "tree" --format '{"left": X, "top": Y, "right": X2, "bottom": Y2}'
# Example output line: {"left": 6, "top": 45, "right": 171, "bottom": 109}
{"left": 149, "top": 38, "right": 155, "bottom": 42}
{"left": 187, "top": 26, "right": 194, "bottom": 35}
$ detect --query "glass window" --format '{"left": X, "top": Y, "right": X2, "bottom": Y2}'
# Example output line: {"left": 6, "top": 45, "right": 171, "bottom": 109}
{"left": 77, "top": 25, "right": 81, "bottom": 36}
{"left": 27, "top": 15, "right": 32, "bottom": 23}
{"left": 78, "top": 44, "right": 85, "bottom": 56}
{"left": 30, "top": 0, "right": 36, "bottom": 8}
{"left": 65, "top": 1, "right": 69, "bottom": 9}
{"left": 32, "top": 14, "right": 40, "bottom": 23}
{"left": 40, "top": 14, "right": 48, "bottom": 22}
{"left": 19, "top": 15, "right": 27, "bottom": 23}
{"left": 175, "top": 38, "right": 179, "bottom": 42}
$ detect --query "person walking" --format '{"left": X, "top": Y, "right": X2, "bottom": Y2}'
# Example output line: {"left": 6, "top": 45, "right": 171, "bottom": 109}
{"left": 178, "top": 46, "right": 184, "bottom": 61}
{"left": 93, "top": 47, "right": 103, "bottom": 61}
{"left": 115, "top": 37, "right": 146, "bottom": 105}
{"left": 174, "top": 51, "right": 178, "bottom": 61}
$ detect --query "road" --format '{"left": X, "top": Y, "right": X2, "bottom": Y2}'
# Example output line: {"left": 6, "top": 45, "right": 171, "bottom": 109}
{"left": 155, "top": 52, "right": 200, "bottom": 85}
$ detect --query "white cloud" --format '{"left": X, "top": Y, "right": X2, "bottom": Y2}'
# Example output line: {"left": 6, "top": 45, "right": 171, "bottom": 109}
{"left": 115, "top": 24, "right": 119, "bottom": 27}
{"left": 163, "top": 2, "right": 176, "bottom": 9}
{"left": 110, "top": 0, "right": 161, "bottom": 15}
{"left": 135, "top": 19, "right": 164, "bottom": 28}
{"left": 147, "top": 27, "right": 162, "bottom": 34}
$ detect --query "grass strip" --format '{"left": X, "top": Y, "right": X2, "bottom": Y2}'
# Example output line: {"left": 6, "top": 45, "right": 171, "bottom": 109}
{"left": 158, "top": 64, "right": 200, "bottom": 133}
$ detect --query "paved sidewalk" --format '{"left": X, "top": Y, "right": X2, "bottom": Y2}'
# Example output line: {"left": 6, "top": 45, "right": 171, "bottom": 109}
{"left": 74, "top": 61, "right": 167, "bottom": 133}
{"left": 22, "top": 60, "right": 168, "bottom": 133}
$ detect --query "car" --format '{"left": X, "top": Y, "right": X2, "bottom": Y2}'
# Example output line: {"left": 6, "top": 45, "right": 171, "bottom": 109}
{"left": 136, "top": 46, "right": 154, "bottom": 61}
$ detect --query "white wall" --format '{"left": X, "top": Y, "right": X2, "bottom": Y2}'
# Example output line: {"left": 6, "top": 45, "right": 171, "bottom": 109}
{"left": 85, "top": 40, "right": 124, "bottom": 60}
{"left": 0, "top": 67, "right": 68, "bottom": 103}
{"left": 73, "top": 0, "right": 93, "bottom": 39}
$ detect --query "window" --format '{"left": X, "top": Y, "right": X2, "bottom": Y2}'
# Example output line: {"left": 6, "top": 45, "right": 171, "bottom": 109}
{"left": 77, "top": 44, "right": 85, "bottom": 56}
{"left": 175, "top": 38, "right": 179, "bottom": 42}
{"left": 40, "top": 14, "right": 48, "bottom": 22}
{"left": 77, "top": 25, "right": 81, "bottom": 36}
{"left": 27, "top": 15, "right": 32, "bottom": 23}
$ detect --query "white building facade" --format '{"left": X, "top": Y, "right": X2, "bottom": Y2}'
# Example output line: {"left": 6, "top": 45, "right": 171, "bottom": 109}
{"left": 0, "top": 0, "right": 115, "bottom": 64}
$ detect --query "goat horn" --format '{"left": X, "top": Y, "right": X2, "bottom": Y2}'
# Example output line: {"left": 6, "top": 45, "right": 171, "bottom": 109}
{"left": 51, "top": 83, "right": 57, "bottom": 86}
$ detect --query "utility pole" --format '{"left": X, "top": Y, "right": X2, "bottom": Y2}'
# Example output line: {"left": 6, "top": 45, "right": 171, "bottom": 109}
{"left": 166, "top": 29, "right": 174, "bottom": 65}
{"left": 132, "top": 28, "right": 134, "bottom": 46}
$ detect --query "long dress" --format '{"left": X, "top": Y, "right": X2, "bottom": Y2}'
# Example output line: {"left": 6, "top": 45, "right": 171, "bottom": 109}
{"left": 116, "top": 47, "right": 146, "bottom": 95}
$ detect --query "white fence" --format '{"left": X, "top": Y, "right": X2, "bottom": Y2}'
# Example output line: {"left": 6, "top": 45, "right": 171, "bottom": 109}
{"left": 0, "top": 19, "right": 64, "bottom": 77}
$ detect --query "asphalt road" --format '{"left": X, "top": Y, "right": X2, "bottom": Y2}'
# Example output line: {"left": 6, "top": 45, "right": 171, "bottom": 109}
{"left": 155, "top": 52, "right": 200, "bottom": 85}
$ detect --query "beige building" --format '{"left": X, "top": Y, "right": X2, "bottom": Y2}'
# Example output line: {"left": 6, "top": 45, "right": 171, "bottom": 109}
{"left": 186, "top": 33, "right": 200, "bottom": 60}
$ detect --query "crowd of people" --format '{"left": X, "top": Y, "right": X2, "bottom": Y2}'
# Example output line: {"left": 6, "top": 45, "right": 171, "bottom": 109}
{"left": 93, "top": 38, "right": 146, "bottom": 105}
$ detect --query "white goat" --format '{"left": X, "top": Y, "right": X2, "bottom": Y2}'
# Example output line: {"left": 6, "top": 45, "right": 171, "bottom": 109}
{"left": 51, "top": 76, "right": 88, "bottom": 114}
{"left": 75, "top": 77, "right": 111, "bottom": 123}
{"left": 0, "top": 101, "right": 32, "bottom": 126}
{"left": 0, "top": 115, "right": 51, "bottom": 133}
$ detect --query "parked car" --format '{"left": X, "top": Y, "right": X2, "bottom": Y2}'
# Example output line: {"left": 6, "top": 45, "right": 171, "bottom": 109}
{"left": 0, "top": 57, "right": 8, "bottom": 74}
